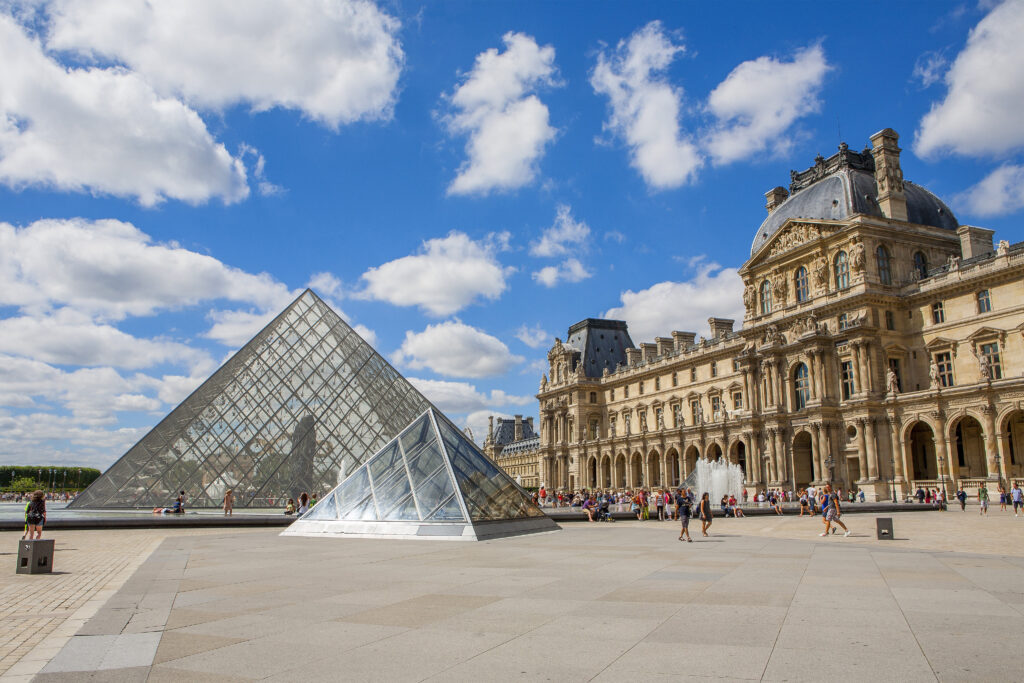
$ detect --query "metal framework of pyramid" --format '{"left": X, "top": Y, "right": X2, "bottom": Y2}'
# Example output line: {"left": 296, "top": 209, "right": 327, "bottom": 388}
{"left": 70, "top": 289, "right": 433, "bottom": 509}
{"left": 283, "top": 408, "right": 558, "bottom": 541}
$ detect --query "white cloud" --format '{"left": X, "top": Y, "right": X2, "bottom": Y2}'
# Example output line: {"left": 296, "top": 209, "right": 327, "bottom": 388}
{"left": 0, "top": 12, "right": 248, "bottom": 206}
{"left": 393, "top": 320, "right": 523, "bottom": 378}
{"left": 955, "top": 163, "right": 1024, "bottom": 216}
{"left": 532, "top": 258, "right": 592, "bottom": 287}
{"left": 356, "top": 231, "right": 511, "bottom": 316}
{"left": 913, "top": 50, "right": 948, "bottom": 88}
{"left": 706, "top": 44, "right": 830, "bottom": 165}
{"left": 604, "top": 230, "right": 626, "bottom": 244}
{"left": 0, "top": 309, "right": 210, "bottom": 370}
{"left": 408, "top": 378, "right": 531, "bottom": 414}
{"left": 203, "top": 309, "right": 278, "bottom": 348}
{"left": 0, "top": 218, "right": 294, "bottom": 319}
{"left": 604, "top": 260, "right": 744, "bottom": 342}
{"left": 915, "top": 0, "right": 1024, "bottom": 157}
{"left": 306, "top": 272, "right": 345, "bottom": 300}
{"left": 444, "top": 32, "right": 559, "bottom": 196}
{"left": 515, "top": 324, "right": 550, "bottom": 349}
{"left": 530, "top": 204, "right": 590, "bottom": 257}
{"left": 591, "top": 21, "right": 702, "bottom": 190}
{"left": 45, "top": 0, "right": 404, "bottom": 128}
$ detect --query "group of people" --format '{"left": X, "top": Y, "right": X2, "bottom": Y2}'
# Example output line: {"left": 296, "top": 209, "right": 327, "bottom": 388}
{"left": 282, "top": 492, "right": 315, "bottom": 515}
{"left": 951, "top": 482, "right": 1023, "bottom": 515}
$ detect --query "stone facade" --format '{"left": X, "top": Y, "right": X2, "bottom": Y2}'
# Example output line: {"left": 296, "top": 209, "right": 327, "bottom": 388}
{"left": 498, "top": 128, "right": 1024, "bottom": 501}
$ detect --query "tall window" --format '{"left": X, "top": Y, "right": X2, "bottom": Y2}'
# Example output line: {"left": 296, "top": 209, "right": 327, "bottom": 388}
{"left": 885, "top": 310, "right": 895, "bottom": 330}
{"left": 935, "top": 352, "right": 954, "bottom": 387}
{"left": 913, "top": 251, "right": 928, "bottom": 279}
{"left": 638, "top": 381, "right": 644, "bottom": 395}
{"left": 655, "top": 408, "right": 663, "bottom": 429}
{"left": 838, "top": 313, "right": 849, "bottom": 330}
{"left": 932, "top": 301, "right": 945, "bottom": 324}
{"left": 589, "top": 391, "right": 597, "bottom": 403}
{"left": 655, "top": 377, "right": 661, "bottom": 390}
{"left": 834, "top": 251, "right": 850, "bottom": 290}
{"left": 690, "top": 400, "right": 700, "bottom": 424}
{"left": 609, "top": 416, "right": 617, "bottom": 437}
{"left": 711, "top": 396, "right": 722, "bottom": 420}
{"left": 980, "top": 342, "right": 1003, "bottom": 379}
{"left": 732, "top": 391, "right": 743, "bottom": 410}
{"left": 759, "top": 280, "right": 772, "bottom": 315}
{"left": 624, "top": 413, "right": 631, "bottom": 434}
{"left": 794, "top": 363, "right": 810, "bottom": 410}
{"left": 690, "top": 367, "right": 697, "bottom": 382}
{"left": 977, "top": 289, "right": 992, "bottom": 313}
{"left": 710, "top": 362, "right": 718, "bottom": 378}
{"left": 672, "top": 404, "right": 682, "bottom": 428}
{"left": 624, "top": 385, "right": 629, "bottom": 398}
{"left": 841, "top": 360, "right": 855, "bottom": 400}
{"left": 610, "top": 388, "right": 615, "bottom": 401}
{"left": 876, "top": 245, "right": 892, "bottom": 285}
{"left": 671, "top": 371, "right": 678, "bottom": 387}
{"left": 795, "top": 266, "right": 809, "bottom": 302}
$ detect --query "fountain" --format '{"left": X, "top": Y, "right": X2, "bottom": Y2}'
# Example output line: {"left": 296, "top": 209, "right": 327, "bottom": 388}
{"left": 682, "top": 458, "right": 744, "bottom": 503}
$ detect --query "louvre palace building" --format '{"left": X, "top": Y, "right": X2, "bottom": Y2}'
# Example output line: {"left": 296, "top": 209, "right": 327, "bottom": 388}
{"left": 486, "top": 128, "right": 1024, "bottom": 501}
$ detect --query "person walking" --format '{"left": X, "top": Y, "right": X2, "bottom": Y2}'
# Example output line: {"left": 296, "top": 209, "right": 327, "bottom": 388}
{"left": 677, "top": 489, "right": 693, "bottom": 543}
{"left": 25, "top": 490, "right": 46, "bottom": 539}
{"left": 698, "top": 492, "right": 713, "bottom": 537}
{"left": 223, "top": 489, "right": 234, "bottom": 516}
{"left": 1011, "top": 482, "right": 1023, "bottom": 517}
{"left": 956, "top": 486, "right": 968, "bottom": 511}
{"left": 819, "top": 485, "right": 850, "bottom": 537}
{"left": 978, "top": 484, "right": 989, "bottom": 515}
{"left": 998, "top": 485, "right": 1008, "bottom": 512}
{"left": 656, "top": 490, "right": 665, "bottom": 521}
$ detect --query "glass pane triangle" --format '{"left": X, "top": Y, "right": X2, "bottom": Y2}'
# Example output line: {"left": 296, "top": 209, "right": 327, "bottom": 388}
{"left": 70, "top": 289, "right": 433, "bottom": 509}
{"left": 382, "top": 493, "right": 420, "bottom": 521}
{"left": 303, "top": 491, "right": 337, "bottom": 520}
{"left": 426, "top": 495, "right": 464, "bottom": 521}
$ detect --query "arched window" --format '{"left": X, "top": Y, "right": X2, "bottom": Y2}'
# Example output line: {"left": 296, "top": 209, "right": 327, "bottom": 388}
{"left": 794, "top": 266, "right": 809, "bottom": 303}
{"left": 913, "top": 251, "right": 928, "bottom": 279}
{"left": 793, "top": 363, "right": 810, "bottom": 410}
{"left": 834, "top": 251, "right": 850, "bottom": 290}
{"left": 759, "top": 280, "right": 772, "bottom": 315}
{"left": 876, "top": 245, "right": 891, "bottom": 285}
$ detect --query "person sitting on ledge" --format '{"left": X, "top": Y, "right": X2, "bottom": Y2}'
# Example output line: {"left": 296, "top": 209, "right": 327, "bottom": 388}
{"left": 284, "top": 498, "right": 296, "bottom": 515}
{"left": 581, "top": 496, "right": 596, "bottom": 522}
{"left": 152, "top": 496, "right": 184, "bottom": 515}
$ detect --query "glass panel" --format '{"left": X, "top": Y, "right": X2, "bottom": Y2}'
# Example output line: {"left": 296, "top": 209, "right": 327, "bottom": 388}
{"left": 333, "top": 466, "right": 371, "bottom": 518}
{"left": 426, "top": 495, "right": 465, "bottom": 521}
{"left": 405, "top": 438, "right": 445, "bottom": 489}
{"left": 342, "top": 495, "right": 377, "bottom": 521}
{"left": 372, "top": 472, "right": 413, "bottom": 519}
{"left": 368, "top": 442, "right": 403, "bottom": 485}
{"left": 382, "top": 493, "right": 420, "bottom": 521}
{"left": 412, "top": 465, "right": 456, "bottom": 510}
{"left": 302, "top": 491, "right": 338, "bottom": 520}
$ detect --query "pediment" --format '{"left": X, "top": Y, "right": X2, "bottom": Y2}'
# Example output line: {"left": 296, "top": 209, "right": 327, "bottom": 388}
{"left": 744, "top": 219, "right": 844, "bottom": 271}
{"left": 965, "top": 326, "right": 1004, "bottom": 341}
{"left": 924, "top": 336, "right": 957, "bottom": 350}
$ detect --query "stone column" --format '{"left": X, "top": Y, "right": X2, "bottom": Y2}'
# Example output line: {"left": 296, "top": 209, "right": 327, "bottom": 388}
{"left": 744, "top": 431, "right": 759, "bottom": 487}
{"left": 933, "top": 411, "right": 953, "bottom": 486}
{"left": 865, "top": 417, "right": 879, "bottom": 481}
{"left": 864, "top": 342, "right": 875, "bottom": 394}
{"left": 982, "top": 405, "right": 1000, "bottom": 481}
{"left": 888, "top": 417, "right": 905, "bottom": 483}
{"left": 810, "top": 423, "right": 822, "bottom": 482}
{"left": 767, "top": 428, "right": 778, "bottom": 484}
{"left": 856, "top": 419, "right": 868, "bottom": 483}
{"left": 775, "top": 427, "right": 788, "bottom": 483}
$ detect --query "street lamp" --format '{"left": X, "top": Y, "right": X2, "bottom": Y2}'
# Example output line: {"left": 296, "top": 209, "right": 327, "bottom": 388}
{"left": 994, "top": 453, "right": 1002, "bottom": 490}
{"left": 77, "top": 468, "right": 82, "bottom": 490}
{"left": 937, "top": 454, "right": 946, "bottom": 503}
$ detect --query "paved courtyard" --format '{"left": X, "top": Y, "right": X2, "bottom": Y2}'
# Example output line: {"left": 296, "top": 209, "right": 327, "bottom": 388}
{"left": 3, "top": 511, "right": 1023, "bottom": 681}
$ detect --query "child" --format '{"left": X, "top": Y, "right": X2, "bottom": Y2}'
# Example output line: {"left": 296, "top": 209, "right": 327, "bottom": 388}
{"left": 25, "top": 490, "right": 46, "bottom": 539}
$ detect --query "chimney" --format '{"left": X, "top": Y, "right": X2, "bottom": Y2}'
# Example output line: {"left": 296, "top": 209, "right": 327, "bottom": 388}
{"left": 514, "top": 415, "right": 523, "bottom": 441}
{"left": 671, "top": 331, "right": 697, "bottom": 350}
{"left": 526, "top": 417, "right": 534, "bottom": 435}
{"left": 708, "top": 318, "right": 734, "bottom": 339}
{"left": 625, "top": 348, "right": 642, "bottom": 366}
{"left": 870, "top": 128, "right": 908, "bottom": 221}
{"left": 640, "top": 342, "right": 658, "bottom": 363}
{"left": 765, "top": 186, "right": 789, "bottom": 213}
{"left": 487, "top": 415, "right": 494, "bottom": 445}
{"left": 956, "top": 225, "right": 995, "bottom": 259}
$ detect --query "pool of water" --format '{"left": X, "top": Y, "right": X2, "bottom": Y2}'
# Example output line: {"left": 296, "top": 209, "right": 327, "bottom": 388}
{"left": 0, "top": 502, "right": 285, "bottom": 521}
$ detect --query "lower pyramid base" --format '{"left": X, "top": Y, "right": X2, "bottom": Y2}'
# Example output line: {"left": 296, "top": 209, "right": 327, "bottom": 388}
{"left": 280, "top": 515, "right": 559, "bottom": 541}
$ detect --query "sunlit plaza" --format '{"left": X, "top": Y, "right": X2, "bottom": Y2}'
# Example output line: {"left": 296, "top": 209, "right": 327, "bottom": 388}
{"left": 2, "top": 510, "right": 1022, "bottom": 681}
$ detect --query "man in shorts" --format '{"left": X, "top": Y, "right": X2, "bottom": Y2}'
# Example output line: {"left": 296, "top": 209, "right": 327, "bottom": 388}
{"left": 978, "top": 484, "right": 989, "bottom": 515}
{"left": 1012, "top": 482, "right": 1023, "bottom": 517}
{"left": 677, "top": 488, "right": 693, "bottom": 543}
{"left": 819, "top": 485, "right": 850, "bottom": 537}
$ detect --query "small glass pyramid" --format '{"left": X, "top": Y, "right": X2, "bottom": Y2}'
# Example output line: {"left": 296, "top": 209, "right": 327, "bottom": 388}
{"left": 70, "top": 290, "right": 432, "bottom": 509}
{"left": 284, "top": 408, "right": 557, "bottom": 541}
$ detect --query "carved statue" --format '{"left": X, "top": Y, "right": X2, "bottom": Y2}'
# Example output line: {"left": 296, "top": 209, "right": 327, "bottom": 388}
{"left": 813, "top": 256, "right": 828, "bottom": 290}
{"left": 929, "top": 359, "right": 941, "bottom": 389}
{"left": 602, "top": 366, "right": 611, "bottom": 377}
{"left": 998, "top": 240, "right": 1010, "bottom": 255}
{"left": 806, "top": 312, "right": 820, "bottom": 333}
{"left": 771, "top": 271, "right": 788, "bottom": 302}
{"left": 849, "top": 240, "right": 865, "bottom": 273}
{"left": 886, "top": 368, "right": 899, "bottom": 395}
{"left": 978, "top": 352, "right": 992, "bottom": 380}
{"left": 743, "top": 283, "right": 756, "bottom": 312}
{"left": 763, "top": 325, "right": 782, "bottom": 345}
{"left": 575, "top": 360, "right": 585, "bottom": 380}
{"left": 657, "top": 411, "right": 664, "bottom": 430}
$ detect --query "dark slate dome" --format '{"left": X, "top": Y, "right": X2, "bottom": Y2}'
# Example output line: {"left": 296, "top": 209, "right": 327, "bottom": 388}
{"left": 750, "top": 145, "right": 958, "bottom": 256}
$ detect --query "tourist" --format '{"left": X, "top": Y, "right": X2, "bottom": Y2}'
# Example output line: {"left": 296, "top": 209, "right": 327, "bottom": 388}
{"left": 730, "top": 495, "right": 744, "bottom": 518}
{"left": 656, "top": 490, "right": 666, "bottom": 521}
{"left": 807, "top": 485, "right": 816, "bottom": 513}
{"left": 677, "top": 489, "right": 692, "bottom": 543}
{"left": 770, "top": 490, "right": 783, "bottom": 515}
{"left": 858, "top": 489, "right": 865, "bottom": 503}
{"left": 819, "top": 484, "right": 850, "bottom": 537}
{"left": 916, "top": 487, "right": 926, "bottom": 503}
{"left": 179, "top": 490, "right": 187, "bottom": 512}
{"left": 632, "top": 494, "right": 642, "bottom": 520}
{"left": 1011, "top": 483, "right": 1023, "bottom": 517}
{"left": 698, "top": 492, "right": 713, "bottom": 537}
{"left": 284, "top": 498, "right": 296, "bottom": 515}
{"left": 978, "top": 484, "right": 989, "bottom": 515}
{"left": 310, "top": 493, "right": 318, "bottom": 508}
{"left": 956, "top": 486, "right": 968, "bottom": 511}
{"left": 24, "top": 490, "right": 45, "bottom": 540}
{"left": 298, "top": 492, "right": 310, "bottom": 515}
{"left": 582, "top": 496, "right": 595, "bottom": 522}
{"left": 799, "top": 490, "right": 810, "bottom": 516}
{"left": 998, "top": 485, "right": 1007, "bottom": 512}
{"left": 223, "top": 489, "right": 234, "bottom": 516}
{"left": 925, "top": 489, "right": 932, "bottom": 505}
{"left": 720, "top": 495, "right": 730, "bottom": 517}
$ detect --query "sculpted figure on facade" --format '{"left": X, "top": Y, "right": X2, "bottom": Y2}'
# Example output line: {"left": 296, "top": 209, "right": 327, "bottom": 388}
{"left": 849, "top": 239, "right": 865, "bottom": 273}
{"left": 977, "top": 351, "right": 992, "bottom": 380}
{"left": 929, "top": 358, "right": 941, "bottom": 389}
{"left": 575, "top": 360, "right": 585, "bottom": 380}
{"left": 763, "top": 325, "right": 783, "bottom": 345}
{"left": 812, "top": 256, "right": 829, "bottom": 291}
{"left": 771, "top": 271, "right": 788, "bottom": 303}
{"left": 742, "top": 283, "right": 756, "bottom": 313}
{"left": 886, "top": 368, "right": 900, "bottom": 394}
{"left": 540, "top": 374, "right": 548, "bottom": 392}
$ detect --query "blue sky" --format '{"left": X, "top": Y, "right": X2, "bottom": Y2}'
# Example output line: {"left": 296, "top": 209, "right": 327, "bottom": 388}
{"left": 2, "top": 0, "right": 1023, "bottom": 469}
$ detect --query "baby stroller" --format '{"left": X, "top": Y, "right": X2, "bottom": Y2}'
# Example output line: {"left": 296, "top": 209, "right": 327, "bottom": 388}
{"left": 597, "top": 503, "right": 615, "bottom": 522}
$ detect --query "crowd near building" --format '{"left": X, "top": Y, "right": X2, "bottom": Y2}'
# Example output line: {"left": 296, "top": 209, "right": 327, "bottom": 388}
{"left": 489, "top": 128, "right": 1024, "bottom": 501}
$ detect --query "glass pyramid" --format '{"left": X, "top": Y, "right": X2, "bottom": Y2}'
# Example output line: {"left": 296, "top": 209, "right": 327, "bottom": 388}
{"left": 69, "top": 289, "right": 432, "bottom": 509}
{"left": 285, "top": 408, "right": 556, "bottom": 540}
